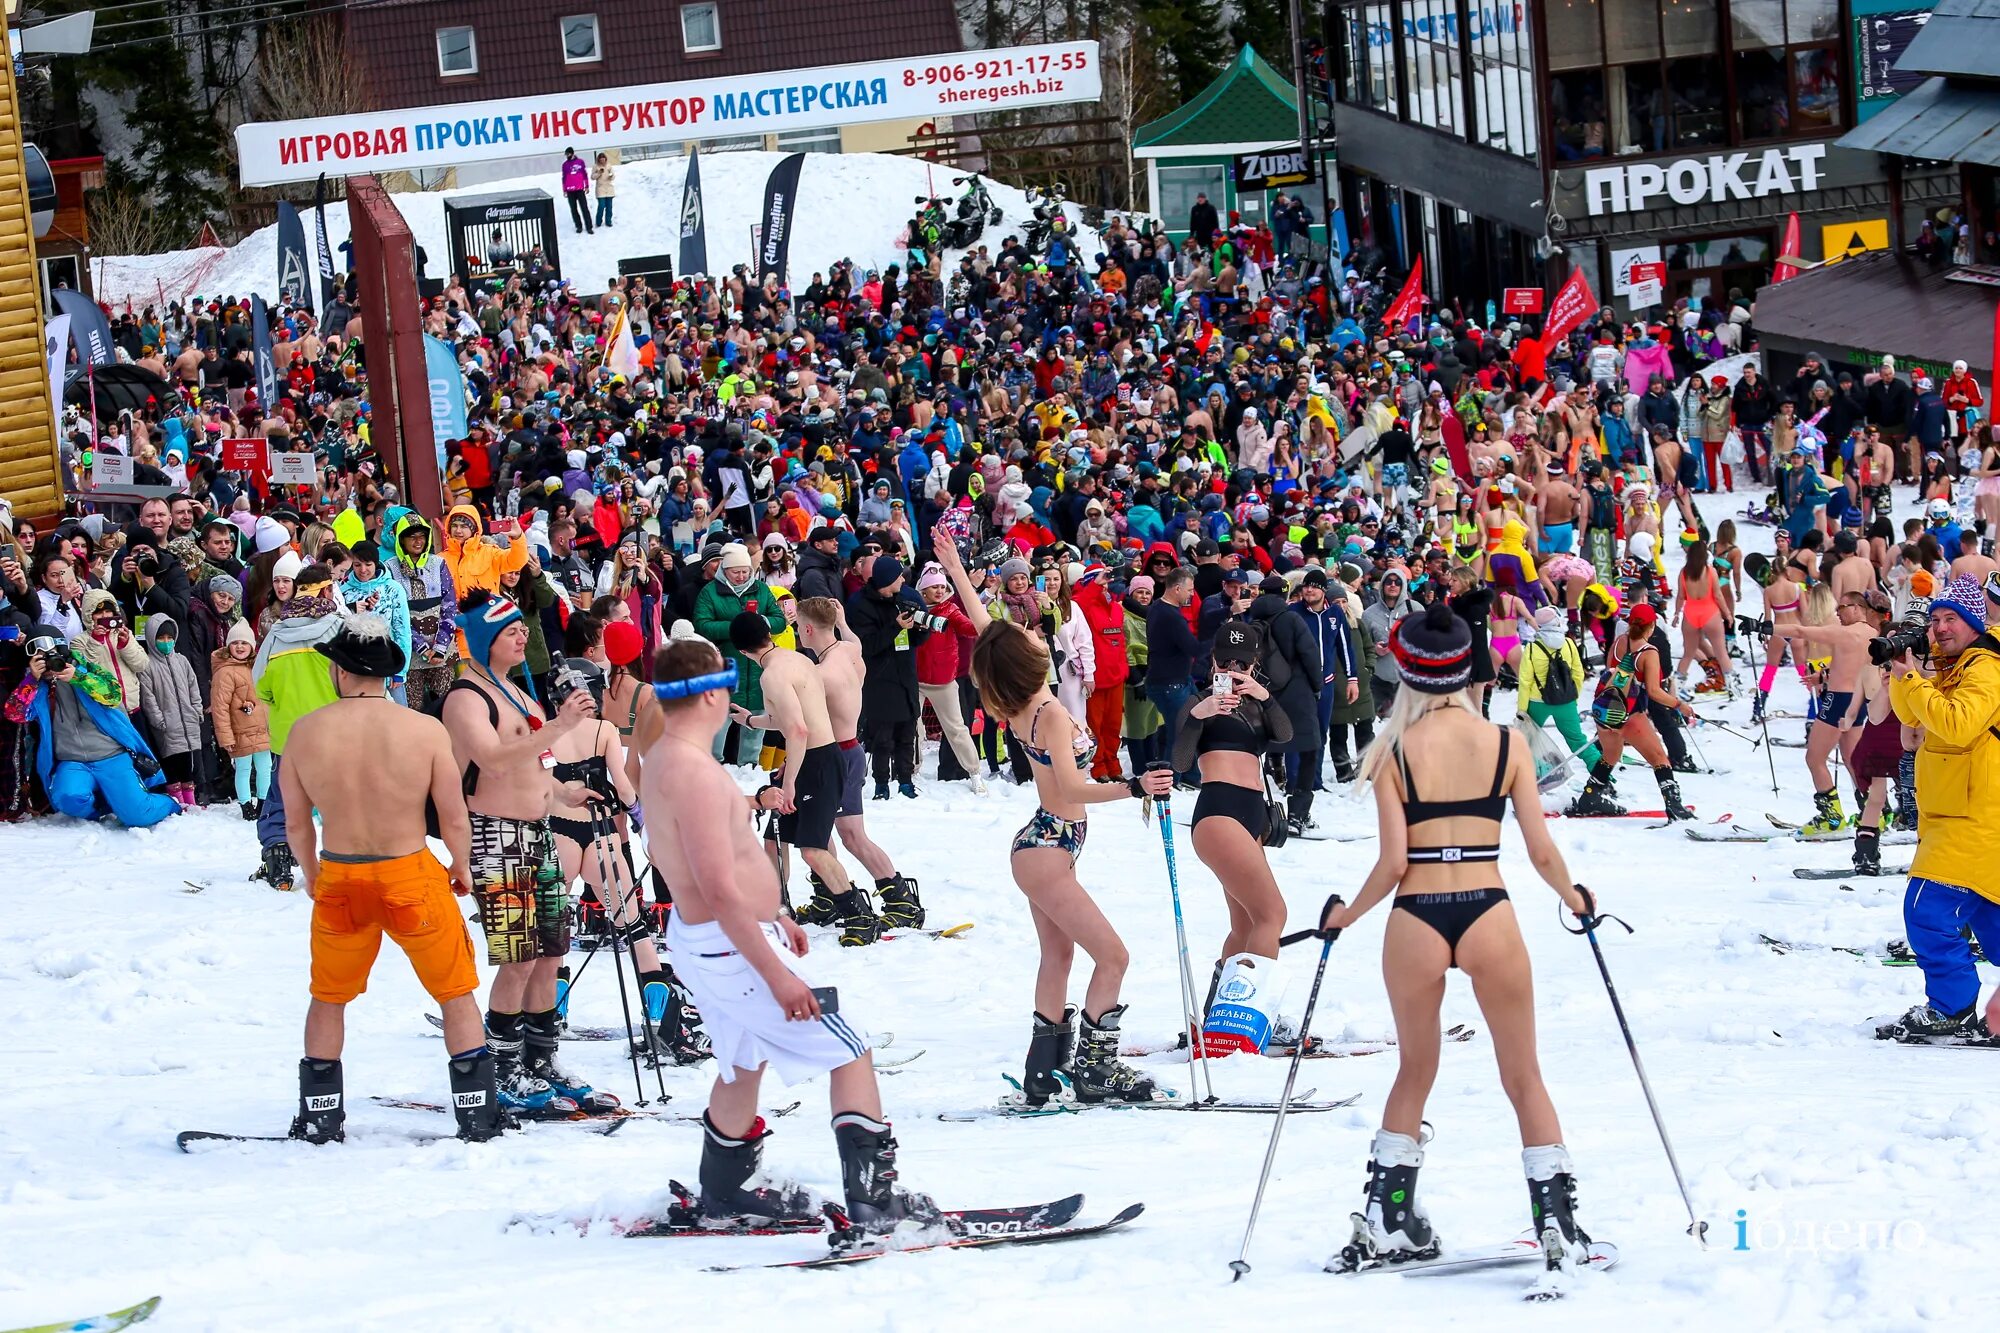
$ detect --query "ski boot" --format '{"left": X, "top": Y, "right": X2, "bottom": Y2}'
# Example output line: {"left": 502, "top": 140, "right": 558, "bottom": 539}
{"left": 1877, "top": 1003, "right": 1988, "bottom": 1042}
{"left": 1894, "top": 755, "right": 1919, "bottom": 831}
{"left": 524, "top": 1009, "right": 620, "bottom": 1112}
{"left": 876, "top": 875, "right": 924, "bottom": 930}
{"left": 487, "top": 1014, "right": 580, "bottom": 1118}
{"left": 1654, "top": 768, "right": 1695, "bottom": 821}
{"left": 1852, "top": 829, "right": 1881, "bottom": 877}
{"left": 696, "top": 1112, "right": 817, "bottom": 1225}
{"left": 1525, "top": 1144, "right": 1594, "bottom": 1272}
{"left": 830, "top": 1112, "right": 948, "bottom": 1243}
{"left": 1566, "top": 764, "right": 1626, "bottom": 817}
{"left": 1069, "top": 1005, "right": 1168, "bottom": 1104}
{"left": 447, "top": 1048, "right": 513, "bottom": 1142}
{"left": 1800, "top": 788, "right": 1845, "bottom": 836}
{"left": 639, "top": 968, "right": 714, "bottom": 1066}
{"left": 1331, "top": 1129, "right": 1439, "bottom": 1272}
{"left": 1007, "top": 1006, "right": 1077, "bottom": 1108}
{"left": 253, "top": 842, "right": 297, "bottom": 889}
{"left": 288, "top": 1057, "right": 345, "bottom": 1144}
{"left": 1750, "top": 690, "right": 1768, "bottom": 726}
{"left": 1695, "top": 659, "right": 1729, "bottom": 695}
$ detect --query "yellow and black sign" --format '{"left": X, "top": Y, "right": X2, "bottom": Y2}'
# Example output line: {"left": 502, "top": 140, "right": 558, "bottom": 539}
{"left": 1822, "top": 219, "right": 1890, "bottom": 263}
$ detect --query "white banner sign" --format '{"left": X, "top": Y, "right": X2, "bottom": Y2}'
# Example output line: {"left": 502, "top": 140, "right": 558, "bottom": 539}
{"left": 268, "top": 450, "right": 316, "bottom": 486}
{"left": 1609, "top": 245, "right": 1663, "bottom": 298}
{"left": 91, "top": 450, "right": 132, "bottom": 487}
{"left": 236, "top": 42, "right": 1101, "bottom": 186}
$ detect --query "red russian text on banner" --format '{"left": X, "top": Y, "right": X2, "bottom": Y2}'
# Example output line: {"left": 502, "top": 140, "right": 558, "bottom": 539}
{"left": 1383, "top": 258, "right": 1425, "bottom": 329}
{"left": 1502, "top": 287, "right": 1543, "bottom": 315}
{"left": 1543, "top": 268, "right": 1598, "bottom": 346}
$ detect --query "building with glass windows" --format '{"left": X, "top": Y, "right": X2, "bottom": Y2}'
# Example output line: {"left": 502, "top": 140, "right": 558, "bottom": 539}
{"left": 1323, "top": 0, "right": 1960, "bottom": 313}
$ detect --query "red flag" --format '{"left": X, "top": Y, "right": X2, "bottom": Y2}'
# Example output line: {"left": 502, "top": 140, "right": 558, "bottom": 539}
{"left": 1772, "top": 213, "right": 1802, "bottom": 282}
{"left": 1383, "top": 259, "right": 1425, "bottom": 329}
{"left": 1543, "top": 268, "right": 1598, "bottom": 347}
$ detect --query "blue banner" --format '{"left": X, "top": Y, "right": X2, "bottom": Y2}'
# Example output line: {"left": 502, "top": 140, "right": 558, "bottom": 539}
{"left": 275, "top": 200, "right": 312, "bottom": 312}
{"left": 52, "top": 287, "right": 115, "bottom": 367}
{"left": 424, "top": 334, "right": 469, "bottom": 476}
{"left": 678, "top": 148, "right": 708, "bottom": 279}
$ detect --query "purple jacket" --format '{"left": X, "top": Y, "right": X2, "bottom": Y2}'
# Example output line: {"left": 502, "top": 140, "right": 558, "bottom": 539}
{"left": 561, "top": 157, "right": 588, "bottom": 193}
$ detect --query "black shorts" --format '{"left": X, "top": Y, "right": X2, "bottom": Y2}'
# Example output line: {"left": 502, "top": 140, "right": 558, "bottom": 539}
{"left": 778, "top": 743, "right": 843, "bottom": 851}
{"left": 1191, "top": 780, "right": 1269, "bottom": 842}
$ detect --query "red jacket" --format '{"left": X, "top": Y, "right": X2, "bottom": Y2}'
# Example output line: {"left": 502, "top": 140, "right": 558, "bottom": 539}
{"left": 1073, "top": 582, "right": 1129, "bottom": 688}
{"left": 915, "top": 596, "right": 978, "bottom": 686}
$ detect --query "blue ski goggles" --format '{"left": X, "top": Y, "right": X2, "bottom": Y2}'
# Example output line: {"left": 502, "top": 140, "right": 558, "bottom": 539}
{"left": 652, "top": 662, "right": 740, "bottom": 701}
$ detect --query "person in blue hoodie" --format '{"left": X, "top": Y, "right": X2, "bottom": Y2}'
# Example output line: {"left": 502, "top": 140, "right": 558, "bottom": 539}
{"left": 341, "top": 539, "right": 413, "bottom": 705}
{"left": 6, "top": 624, "right": 179, "bottom": 828}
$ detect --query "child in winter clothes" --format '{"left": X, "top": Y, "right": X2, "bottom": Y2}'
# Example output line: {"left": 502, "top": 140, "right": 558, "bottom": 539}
{"left": 210, "top": 618, "right": 272, "bottom": 819}
{"left": 139, "top": 614, "right": 205, "bottom": 806}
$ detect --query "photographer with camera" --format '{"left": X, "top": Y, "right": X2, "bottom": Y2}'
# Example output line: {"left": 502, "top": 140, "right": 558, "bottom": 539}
{"left": 111, "top": 498, "right": 193, "bottom": 630}
{"left": 847, "top": 557, "right": 931, "bottom": 800}
{"left": 1882, "top": 575, "right": 2000, "bottom": 1040}
{"left": 4, "top": 625, "right": 180, "bottom": 829}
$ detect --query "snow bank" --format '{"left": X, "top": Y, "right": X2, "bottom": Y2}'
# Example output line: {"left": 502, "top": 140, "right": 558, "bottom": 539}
{"left": 93, "top": 152, "right": 1103, "bottom": 307}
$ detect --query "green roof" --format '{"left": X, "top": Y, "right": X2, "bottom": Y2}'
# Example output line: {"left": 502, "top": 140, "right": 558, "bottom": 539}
{"left": 1135, "top": 47, "right": 1299, "bottom": 149}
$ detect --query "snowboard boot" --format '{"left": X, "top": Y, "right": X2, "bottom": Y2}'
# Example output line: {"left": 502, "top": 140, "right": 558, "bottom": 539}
{"left": 831, "top": 1112, "right": 946, "bottom": 1239}
{"left": 239, "top": 799, "right": 260, "bottom": 822}
{"left": 1880, "top": 1002, "right": 1987, "bottom": 1041}
{"left": 487, "top": 1011, "right": 578, "bottom": 1118}
{"left": 288, "top": 1057, "right": 345, "bottom": 1144}
{"left": 793, "top": 872, "right": 844, "bottom": 927}
{"left": 835, "top": 885, "right": 883, "bottom": 947}
{"left": 1525, "top": 1144, "right": 1593, "bottom": 1271}
{"left": 1335, "top": 1129, "right": 1438, "bottom": 1269}
{"left": 1069, "top": 1005, "right": 1166, "bottom": 1104}
{"left": 1654, "top": 767, "right": 1695, "bottom": 821}
{"left": 876, "top": 875, "right": 924, "bottom": 931}
{"left": 697, "top": 1112, "right": 816, "bottom": 1224}
{"left": 254, "top": 842, "right": 297, "bottom": 889}
{"left": 523, "top": 1008, "right": 619, "bottom": 1112}
{"left": 1852, "top": 829, "right": 1881, "bottom": 877}
{"left": 1801, "top": 787, "right": 1845, "bottom": 836}
{"left": 1013, "top": 1006, "right": 1077, "bottom": 1108}
{"left": 1566, "top": 763, "right": 1626, "bottom": 817}
{"left": 447, "top": 1047, "right": 512, "bottom": 1142}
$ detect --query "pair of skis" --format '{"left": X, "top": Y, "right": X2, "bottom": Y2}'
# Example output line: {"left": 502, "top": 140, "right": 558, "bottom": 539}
{"left": 1333, "top": 1235, "right": 1621, "bottom": 1300}
{"left": 1122, "top": 1024, "right": 1478, "bottom": 1062}
{"left": 2, "top": 1297, "right": 161, "bottom": 1333}
{"left": 937, "top": 1075, "right": 1362, "bottom": 1121}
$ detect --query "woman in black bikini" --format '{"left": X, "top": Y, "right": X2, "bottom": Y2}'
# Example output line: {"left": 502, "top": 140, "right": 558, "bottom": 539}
{"left": 1321, "top": 600, "right": 1598, "bottom": 1275}
{"left": 932, "top": 528, "right": 1173, "bottom": 1107}
{"left": 1172, "top": 618, "right": 1293, "bottom": 1052}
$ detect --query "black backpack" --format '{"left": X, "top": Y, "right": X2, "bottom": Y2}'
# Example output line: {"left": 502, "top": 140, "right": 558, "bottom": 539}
{"left": 1535, "top": 641, "right": 1579, "bottom": 706}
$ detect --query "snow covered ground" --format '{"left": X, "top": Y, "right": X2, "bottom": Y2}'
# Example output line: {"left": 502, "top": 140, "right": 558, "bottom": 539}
{"left": 4, "top": 487, "right": 2000, "bottom": 1330}
{"left": 92, "top": 151, "right": 1103, "bottom": 308}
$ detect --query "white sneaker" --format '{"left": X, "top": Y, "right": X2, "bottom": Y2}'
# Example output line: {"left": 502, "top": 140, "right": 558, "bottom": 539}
{"left": 970, "top": 773, "right": 988, "bottom": 795}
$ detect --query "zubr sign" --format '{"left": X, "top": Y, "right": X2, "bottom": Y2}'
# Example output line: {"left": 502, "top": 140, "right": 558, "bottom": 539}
{"left": 1582, "top": 144, "right": 1827, "bottom": 217}
{"left": 236, "top": 42, "right": 1100, "bottom": 186}
{"left": 1234, "top": 147, "right": 1313, "bottom": 190}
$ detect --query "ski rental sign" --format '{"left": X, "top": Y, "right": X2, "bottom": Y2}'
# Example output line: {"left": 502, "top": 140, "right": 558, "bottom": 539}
{"left": 235, "top": 42, "right": 1100, "bottom": 187}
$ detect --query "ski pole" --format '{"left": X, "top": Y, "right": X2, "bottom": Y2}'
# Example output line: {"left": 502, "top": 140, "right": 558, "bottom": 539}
{"left": 587, "top": 801, "right": 654, "bottom": 1107}
{"left": 594, "top": 801, "right": 671, "bottom": 1101}
{"left": 1230, "top": 895, "right": 1344, "bottom": 1282}
{"left": 1756, "top": 711, "right": 1779, "bottom": 795}
{"left": 1147, "top": 760, "right": 1215, "bottom": 1106}
{"left": 1563, "top": 890, "right": 1708, "bottom": 1248}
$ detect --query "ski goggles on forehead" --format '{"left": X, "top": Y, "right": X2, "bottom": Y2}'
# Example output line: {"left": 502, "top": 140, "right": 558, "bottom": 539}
{"left": 652, "top": 662, "right": 740, "bottom": 701}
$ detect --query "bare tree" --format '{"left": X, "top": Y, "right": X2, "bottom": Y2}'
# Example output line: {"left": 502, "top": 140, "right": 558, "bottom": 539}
{"left": 87, "top": 182, "right": 172, "bottom": 258}
{"left": 250, "top": 16, "right": 366, "bottom": 122}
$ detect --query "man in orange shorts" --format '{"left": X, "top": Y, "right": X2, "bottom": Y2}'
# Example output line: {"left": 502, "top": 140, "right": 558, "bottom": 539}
{"left": 278, "top": 613, "right": 503, "bottom": 1142}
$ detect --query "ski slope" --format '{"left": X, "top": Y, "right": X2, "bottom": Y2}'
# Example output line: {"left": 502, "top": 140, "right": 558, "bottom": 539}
{"left": 3, "top": 488, "right": 1998, "bottom": 1329}
{"left": 92, "top": 151, "right": 1104, "bottom": 307}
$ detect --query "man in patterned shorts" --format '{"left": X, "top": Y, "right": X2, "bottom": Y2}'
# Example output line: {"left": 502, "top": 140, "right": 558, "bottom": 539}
{"left": 445, "top": 591, "right": 609, "bottom": 1115}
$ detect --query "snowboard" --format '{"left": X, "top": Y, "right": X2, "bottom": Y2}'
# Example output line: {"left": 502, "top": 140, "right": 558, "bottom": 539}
{"left": 1, "top": 1297, "right": 161, "bottom": 1333}
{"left": 1792, "top": 865, "right": 1909, "bottom": 880}
{"left": 177, "top": 1128, "right": 456, "bottom": 1151}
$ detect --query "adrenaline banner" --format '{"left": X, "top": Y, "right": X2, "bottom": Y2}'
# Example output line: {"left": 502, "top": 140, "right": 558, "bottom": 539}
{"left": 313, "top": 175, "right": 338, "bottom": 311}
{"left": 756, "top": 152, "right": 806, "bottom": 287}
{"left": 250, "top": 295, "right": 278, "bottom": 406}
{"left": 275, "top": 201, "right": 312, "bottom": 312}
{"left": 679, "top": 149, "right": 709, "bottom": 280}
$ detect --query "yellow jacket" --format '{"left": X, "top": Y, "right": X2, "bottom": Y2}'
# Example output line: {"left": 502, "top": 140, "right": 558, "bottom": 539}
{"left": 441, "top": 503, "right": 527, "bottom": 599}
{"left": 1890, "top": 639, "right": 2000, "bottom": 902}
{"left": 1516, "top": 634, "right": 1585, "bottom": 708}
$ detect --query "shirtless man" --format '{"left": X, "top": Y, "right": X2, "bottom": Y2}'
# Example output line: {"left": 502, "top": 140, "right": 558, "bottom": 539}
{"left": 1850, "top": 426, "right": 1896, "bottom": 520}
{"left": 789, "top": 597, "right": 919, "bottom": 934}
{"left": 1650, "top": 425, "right": 1699, "bottom": 533}
{"left": 1537, "top": 461, "right": 1581, "bottom": 556}
{"left": 173, "top": 343, "right": 205, "bottom": 393}
{"left": 644, "top": 636, "right": 941, "bottom": 1238}
{"left": 444, "top": 591, "right": 610, "bottom": 1115}
{"left": 1949, "top": 535, "right": 1999, "bottom": 585}
{"left": 1773, "top": 590, "right": 1882, "bottom": 833}
{"left": 280, "top": 614, "right": 503, "bottom": 1143}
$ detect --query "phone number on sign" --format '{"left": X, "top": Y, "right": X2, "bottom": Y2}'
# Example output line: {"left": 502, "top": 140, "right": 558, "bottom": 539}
{"left": 904, "top": 51, "right": 1090, "bottom": 86}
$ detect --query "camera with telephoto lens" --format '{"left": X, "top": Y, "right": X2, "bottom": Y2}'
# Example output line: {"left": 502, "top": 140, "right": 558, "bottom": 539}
{"left": 26, "top": 635, "right": 72, "bottom": 673}
{"left": 1736, "top": 614, "right": 1773, "bottom": 638}
{"left": 1868, "top": 624, "right": 1930, "bottom": 667}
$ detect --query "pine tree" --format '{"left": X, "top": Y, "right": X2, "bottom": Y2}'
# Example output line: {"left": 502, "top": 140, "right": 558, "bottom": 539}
{"left": 1229, "top": 0, "right": 1295, "bottom": 77}
{"left": 1137, "top": 0, "right": 1228, "bottom": 102}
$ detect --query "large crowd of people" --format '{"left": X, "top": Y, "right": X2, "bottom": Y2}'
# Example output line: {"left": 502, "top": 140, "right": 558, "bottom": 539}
{"left": 5, "top": 178, "right": 1999, "bottom": 1271}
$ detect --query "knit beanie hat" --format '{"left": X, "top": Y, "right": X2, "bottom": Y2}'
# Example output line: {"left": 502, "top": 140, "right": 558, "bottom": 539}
{"left": 603, "top": 619, "right": 643, "bottom": 667}
{"left": 461, "top": 592, "right": 528, "bottom": 682}
{"left": 226, "top": 618, "right": 256, "bottom": 648}
{"left": 1391, "top": 600, "right": 1474, "bottom": 693}
{"left": 253, "top": 515, "right": 290, "bottom": 555}
{"left": 868, "top": 557, "right": 905, "bottom": 590}
{"left": 1930, "top": 574, "right": 1988, "bottom": 633}
{"left": 272, "top": 550, "right": 304, "bottom": 582}
{"left": 999, "top": 557, "right": 1032, "bottom": 582}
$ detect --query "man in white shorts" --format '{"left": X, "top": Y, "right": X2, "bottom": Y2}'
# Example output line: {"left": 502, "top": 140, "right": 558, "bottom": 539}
{"left": 642, "top": 635, "right": 941, "bottom": 1238}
